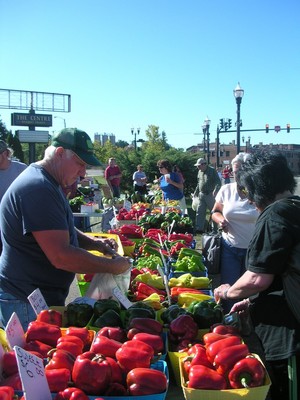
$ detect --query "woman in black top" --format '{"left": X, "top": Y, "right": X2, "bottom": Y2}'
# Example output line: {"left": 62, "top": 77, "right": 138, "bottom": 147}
{"left": 214, "top": 152, "right": 300, "bottom": 400}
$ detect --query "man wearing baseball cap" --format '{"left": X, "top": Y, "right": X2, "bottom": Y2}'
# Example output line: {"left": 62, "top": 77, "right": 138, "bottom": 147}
{"left": 0, "top": 128, "right": 131, "bottom": 330}
{"left": 193, "top": 157, "right": 221, "bottom": 233}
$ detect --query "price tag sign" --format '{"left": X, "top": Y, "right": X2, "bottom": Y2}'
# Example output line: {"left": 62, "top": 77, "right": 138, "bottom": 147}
{"left": 14, "top": 345, "right": 52, "bottom": 400}
{"left": 123, "top": 199, "right": 131, "bottom": 212}
{"left": 28, "top": 288, "right": 48, "bottom": 316}
{"left": 112, "top": 287, "right": 132, "bottom": 309}
{"left": 6, "top": 312, "right": 25, "bottom": 348}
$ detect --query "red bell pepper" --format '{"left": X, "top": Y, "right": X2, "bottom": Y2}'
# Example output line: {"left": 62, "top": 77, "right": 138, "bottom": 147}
{"left": 206, "top": 335, "right": 242, "bottom": 364}
{"left": 132, "top": 332, "right": 164, "bottom": 355}
{"left": 56, "top": 337, "right": 84, "bottom": 357}
{"left": 36, "top": 309, "right": 63, "bottom": 327}
{"left": 45, "top": 368, "right": 71, "bottom": 392}
{"left": 0, "top": 373, "right": 22, "bottom": 391}
{"left": 127, "top": 367, "right": 168, "bottom": 396}
{"left": 105, "top": 357, "right": 124, "bottom": 384}
{"left": 0, "top": 386, "right": 15, "bottom": 400}
{"left": 170, "top": 242, "right": 188, "bottom": 256}
{"left": 214, "top": 343, "right": 250, "bottom": 375}
{"left": 24, "top": 340, "right": 53, "bottom": 358}
{"left": 202, "top": 332, "right": 231, "bottom": 346}
{"left": 187, "top": 365, "right": 227, "bottom": 390}
{"left": 58, "top": 335, "right": 84, "bottom": 347}
{"left": 169, "top": 314, "right": 198, "bottom": 343}
{"left": 45, "top": 349, "right": 76, "bottom": 372}
{"left": 128, "top": 317, "right": 163, "bottom": 335}
{"left": 119, "top": 225, "right": 143, "bottom": 238}
{"left": 2, "top": 350, "right": 43, "bottom": 378}
{"left": 26, "top": 320, "right": 62, "bottom": 347}
{"left": 115, "top": 340, "right": 154, "bottom": 373}
{"left": 103, "top": 382, "right": 128, "bottom": 396}
{"left": 135, "top": 282, "right": 166, "bottom": 297}
{"left": 54, "top": 387, "right": 90, "bottom": 400}
{"left": 98, "top": 326, "right": 127, "bottom": 343}
{"left": 184, "top": 344, "right": 213, "bottom": 373}
{"left": 65, "top": 327, "right": 90, "bottom": 346}
{"left": 72, "top": 351, "right": 112, "bottom": 395}
{"left": 228, "top": 355, "right": 266, "bottom": 388}
{"left": 91, "top": 335, "right": 123, "bottom": 359}
{"left": 212, "top": 323, "right": 240, "bottom": 335}
{"left": 169, "top": 233, "right": 193, "bottom": 244}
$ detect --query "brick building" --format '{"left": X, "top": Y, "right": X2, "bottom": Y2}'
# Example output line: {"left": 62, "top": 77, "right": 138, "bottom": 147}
{"left": 187, "top": 141, "right": 300, "bottom": 175}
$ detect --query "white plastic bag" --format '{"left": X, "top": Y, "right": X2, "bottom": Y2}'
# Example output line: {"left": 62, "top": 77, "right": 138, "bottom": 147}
{"left": 191, "top": 194, "right": 200, "bottom": 211}
{"left": 85, "top": 269, "right": 131, "bottom": 300}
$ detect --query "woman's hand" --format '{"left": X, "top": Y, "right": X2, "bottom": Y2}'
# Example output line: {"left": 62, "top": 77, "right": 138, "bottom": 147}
{"left": 219, "top": 218, "right": 229, "bottom": 232}
{"left": 214, "top": 284, "right": 231, "bottom": 303}
{"left": 230, "top": 299, "right": 251, "bottom": 314}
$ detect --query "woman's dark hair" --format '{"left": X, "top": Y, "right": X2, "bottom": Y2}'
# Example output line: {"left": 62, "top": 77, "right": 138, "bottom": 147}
{"left": 237, "top": 151, "right": 296, "bottom": 209}
{"left": 157, "top": 159, "right": 172, "bottom": 172}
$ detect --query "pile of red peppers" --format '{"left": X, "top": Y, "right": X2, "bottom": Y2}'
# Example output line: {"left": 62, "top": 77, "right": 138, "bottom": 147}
{"left": 0, "top": 309, "right": 168, "bottom": 398}
{"left": 182, "top": 324, "right": 267, "bottom": 390}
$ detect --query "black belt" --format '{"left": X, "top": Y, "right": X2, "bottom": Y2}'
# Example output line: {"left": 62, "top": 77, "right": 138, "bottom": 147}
{"left": 200, "top": 191, "right": 212, "bottom": 195}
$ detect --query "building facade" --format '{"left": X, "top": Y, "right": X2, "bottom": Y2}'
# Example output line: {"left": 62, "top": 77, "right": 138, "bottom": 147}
{"left": 187, "top": 141, "right": 300, "bottom": 175}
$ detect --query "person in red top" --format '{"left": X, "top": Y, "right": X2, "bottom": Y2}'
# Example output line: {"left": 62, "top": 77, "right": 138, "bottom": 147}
{"left": 222, "top": 165, "right": 231, "bottom": 184}
{"left": 104, "top": 157, "right": 122, "bottom": 198}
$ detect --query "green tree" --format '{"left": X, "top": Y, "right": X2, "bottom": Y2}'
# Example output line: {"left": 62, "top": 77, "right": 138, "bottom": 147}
{"left": 0, "top": 117, "right": 25, "bottom": 162}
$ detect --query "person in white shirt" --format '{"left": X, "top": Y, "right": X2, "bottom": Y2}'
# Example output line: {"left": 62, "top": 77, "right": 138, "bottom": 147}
{"left": 211, "top": 153, "right": 259, "bottom": 312}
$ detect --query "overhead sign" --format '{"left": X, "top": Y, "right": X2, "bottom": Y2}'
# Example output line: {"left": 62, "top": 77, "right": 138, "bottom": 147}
{"left": 17, "top": 130, "right": 49, "bottom": 143}
{"left": 11, "top": 112, "right": 52, "bottom": 127}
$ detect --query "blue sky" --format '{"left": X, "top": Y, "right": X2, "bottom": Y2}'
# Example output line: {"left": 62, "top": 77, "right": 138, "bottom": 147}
{"left": 1, "top": 0, "right": 300, "bottom": 150}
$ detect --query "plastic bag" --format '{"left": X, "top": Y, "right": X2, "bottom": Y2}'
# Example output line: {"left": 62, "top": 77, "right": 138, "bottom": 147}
{"left": 191, "top": 195, "right": 200, "bottom": 211}
{"left": 202, "top": 231, "right": 222, "bottom": 275}
{"left": 85, "top": 268, "right": 131, "bottom": 301}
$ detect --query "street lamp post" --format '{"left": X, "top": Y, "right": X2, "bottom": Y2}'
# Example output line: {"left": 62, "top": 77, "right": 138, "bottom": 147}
{"left": 233, "top": 82, "right": 244, "bottom": 154}
{"left": 202, "top": 117, "right": 211, "bottom": 164}
{"left": 216, "top": 126, "right": 220, "bottom": 167}
{"left": 54, "top": 116, "right": 66, "bottom": 129}
{"left": 131, "top": 127, "right": 140, "bottom": 150}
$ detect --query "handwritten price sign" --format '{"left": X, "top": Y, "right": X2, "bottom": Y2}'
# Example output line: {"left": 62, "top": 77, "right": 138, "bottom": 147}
{"left": 28, "top": 288, "right": 48, "bottom": 316}
{"left": 6, "top": 312, "right": 25, "bottom": 348}
{"left": 14, "top": 345, "right": 52, "bottom": 400}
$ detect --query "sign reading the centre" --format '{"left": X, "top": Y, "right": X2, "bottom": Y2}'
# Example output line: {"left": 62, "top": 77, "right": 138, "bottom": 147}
{"left": 11, "top": 112, "right": 52, "bottom": 127}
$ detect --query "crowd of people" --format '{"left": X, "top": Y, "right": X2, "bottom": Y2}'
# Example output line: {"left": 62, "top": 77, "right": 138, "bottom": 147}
{"left": 0, "top": 130, "right": 299, "bottom": 399}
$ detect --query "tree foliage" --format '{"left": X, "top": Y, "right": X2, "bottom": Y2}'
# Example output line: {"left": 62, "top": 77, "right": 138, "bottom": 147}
{"left": 0, "top": 117, "right": 25, "bottom": 162}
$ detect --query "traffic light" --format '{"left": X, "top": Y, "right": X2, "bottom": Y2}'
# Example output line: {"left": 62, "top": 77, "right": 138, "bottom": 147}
{"left": 228, "top": 119, "right": 232, "bottom": 129}
{"left": 265, "top": 124, "right": 269, "bottom": 133}
{"left": 287, "top": 124, "right": 290, "bottom": 133}
{"left": 224, "top": 122, "right": 228, "bottom": 131}
{"left": 219, "top": 119, "right": 224, "bottom": 130}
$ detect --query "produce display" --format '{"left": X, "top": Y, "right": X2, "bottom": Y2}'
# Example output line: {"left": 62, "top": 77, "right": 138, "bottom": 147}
{"left": 0, "top": 203, "right": 271, "bottom": 399}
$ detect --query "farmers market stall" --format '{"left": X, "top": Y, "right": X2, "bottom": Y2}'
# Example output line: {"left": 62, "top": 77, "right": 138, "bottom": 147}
{"left": 0, "top": 200, "right": 273, "bottom": 400}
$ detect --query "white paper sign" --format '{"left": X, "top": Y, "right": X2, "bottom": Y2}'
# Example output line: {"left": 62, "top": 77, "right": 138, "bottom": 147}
{"left": 28, "top": 288, "right": 48, "bottom": 316}
{"left": 112, "top": 287, "right": 132, "bottom": 309}
{"left": 6, "top": 312, "right": 25, "bottom": 348}
{"left": 123, "top": 199, "right": 132, "bottom": 212}
{"left": 14, "top": 345, "right": 52, "bottom": 400}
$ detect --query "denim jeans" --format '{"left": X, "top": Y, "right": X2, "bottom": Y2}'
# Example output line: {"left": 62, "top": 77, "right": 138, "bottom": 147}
{"left": 0, "top": 289, "right": 36, "bottom": 331}
{"left": 220, "top": 237, "right": 247, "bottom": 313}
